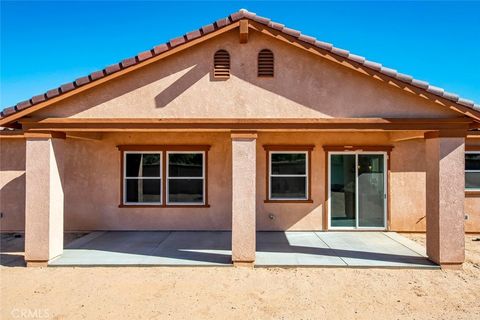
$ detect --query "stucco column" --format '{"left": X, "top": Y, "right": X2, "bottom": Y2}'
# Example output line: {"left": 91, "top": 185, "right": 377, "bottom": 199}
{"left": 24, "top": 132, "right": 65, "bottom": 267}
{"left": 424, "top": 132, "right": 465, "bottom": 268}
{"left": 231, "top": 131, "right": 257, "bottom": 266}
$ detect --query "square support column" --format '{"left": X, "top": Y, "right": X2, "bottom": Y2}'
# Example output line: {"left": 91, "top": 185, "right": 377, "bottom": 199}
{"left": 231, "top": 131, "right": 257, "bottom": 266}
{"left": 24, "top": 132, "right": 65, "bottom": 267}
{"left": 425, "top": 132, "right": 465, "bottom": 268}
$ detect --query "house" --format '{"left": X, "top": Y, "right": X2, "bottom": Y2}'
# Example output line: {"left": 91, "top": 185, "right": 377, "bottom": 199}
{"left": 0, "top": 9, "right": 479, "bottom": 268}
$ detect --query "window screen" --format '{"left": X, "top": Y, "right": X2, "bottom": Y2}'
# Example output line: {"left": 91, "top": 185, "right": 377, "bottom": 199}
{"left": 167, "top": 152, "right": 205, "bottom": 204}
{"left": 269, "top": 152, "right": 307, "bottom": 200}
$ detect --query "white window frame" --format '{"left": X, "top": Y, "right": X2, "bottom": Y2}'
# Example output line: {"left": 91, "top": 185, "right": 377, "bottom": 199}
{"left": 123, "top": 151, "right": 162, "bottom": 205}
{"left": 166, "top": 151, "right": 206, "bottom": 205}
{"left": 466, "top": 151, "right": 480, "bottom": 191}
{"left": 269, "top": 151, "right": 308, "bottom": 201}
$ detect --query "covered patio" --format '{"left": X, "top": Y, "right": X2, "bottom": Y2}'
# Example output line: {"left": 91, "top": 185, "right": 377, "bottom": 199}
{"left": 49, "top": 231, "right": 436, "bottom": 268}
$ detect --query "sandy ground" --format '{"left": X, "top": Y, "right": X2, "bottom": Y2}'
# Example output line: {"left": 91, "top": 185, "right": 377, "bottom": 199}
{"left": 1, "top": 233, "right": 479, "bottom": 320}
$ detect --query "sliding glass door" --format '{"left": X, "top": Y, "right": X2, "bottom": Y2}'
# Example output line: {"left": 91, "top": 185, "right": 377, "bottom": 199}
{"left": 329, "top": 152, "right": 387, "bottom": 229}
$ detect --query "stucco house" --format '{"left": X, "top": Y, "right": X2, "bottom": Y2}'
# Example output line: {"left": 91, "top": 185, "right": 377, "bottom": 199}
{"left": 0, "top": 9, "right": 479, "bottom": 268}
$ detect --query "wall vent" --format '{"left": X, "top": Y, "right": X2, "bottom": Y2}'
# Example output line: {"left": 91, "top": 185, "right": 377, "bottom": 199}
{"left": 213, "top": 49, "right": 230, "bottom": 79}
{"left": 258, "top": 49, "right": 274, "bottom": 77}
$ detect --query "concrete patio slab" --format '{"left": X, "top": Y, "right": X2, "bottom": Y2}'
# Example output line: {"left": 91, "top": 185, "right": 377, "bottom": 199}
{"left": 48, "top": 231, "right": 437, "bottom": 268}
{"left": 315, "top": 232, "right": 435, "bottom": 268}
{"left": 256, "top": 232, "right": 347, "bottom": 266}
{"left": 50, "top": 231, "right": 231, "bottom": 266}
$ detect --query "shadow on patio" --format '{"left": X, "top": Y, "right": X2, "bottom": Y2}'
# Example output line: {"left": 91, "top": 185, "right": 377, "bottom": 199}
{"left": 44, "top": 231, "right": 437, "bottom": 268}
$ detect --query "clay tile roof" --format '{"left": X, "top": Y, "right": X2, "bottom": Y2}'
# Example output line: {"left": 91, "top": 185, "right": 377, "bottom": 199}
{"left": 46, "top": 88, "right": 61, "bottom": 98}
{"left": 121, "top": 57, "right": 137, "bottom": 68}
{"left": 89, "top": 70, "right": 105, "bottom": 81}
{"left": 75, "top": 76, "right": 90, "bottom": 87}
{"left": 16, "top": 100, "right": 32, "bottom": 110}
{"left": 153, "top": 44, "right": 168, "bottom": 55}
{"left": 186, "top": 30, "right": 202, "bottom": 41}
{"left": 1, "top": 8, "right": 478, "bottom": 119}
{"left": 169, "top": 36, "right": 186, "bottom": 48}
{"left": 104, "top": 63, "right": 121, "bottom": 75}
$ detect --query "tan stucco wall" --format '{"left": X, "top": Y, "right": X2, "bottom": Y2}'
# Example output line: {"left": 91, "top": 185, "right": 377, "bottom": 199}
{"left": 1, "top": 133, "right": 479, "bottom": 232}
{"left": 0, "top": 139, "right": 25, "bottom": 231}
{"left": 2, "top": 26, "right": 478, "bottom": 233}
{"left": 389, "top": 139, "right": 427, "bottom": 232}
{"left": 34, "top": 29, "right": 458, "bottom": 120}
{"left": 256, "top": 132, "right": 439, "bottom": 232}
{"left": 62, "top": 132, "right": 232, "bottom": 231}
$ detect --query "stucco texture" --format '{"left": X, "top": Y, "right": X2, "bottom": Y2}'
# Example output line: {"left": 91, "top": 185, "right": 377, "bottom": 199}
{"left": 0, "top": 139, "right": 25, "bottom": 231}
{"left": 33, "top": 29, "right": 458, "bottom": 120}
{"left": 24, "top": 138, "right": 65, "bottom": 261}
{"left": 4, "top": 131, "right": 478, "bottom": 232}
{"left": 1, "top": 26, "right": 478, "bottom": 233}
{"left": 1, "top": 135, "right": 479, "bottom": 233}
{"left": 231, "top": 136, "right": 256, "bottom": 262}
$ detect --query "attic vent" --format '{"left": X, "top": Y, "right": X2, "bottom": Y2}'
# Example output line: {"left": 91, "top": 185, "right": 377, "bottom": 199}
{"left": 258, "top": 49, "right": 274, "bottom": 77}
{"left": 213, "top": 49, "right": 230, "bottom": 79}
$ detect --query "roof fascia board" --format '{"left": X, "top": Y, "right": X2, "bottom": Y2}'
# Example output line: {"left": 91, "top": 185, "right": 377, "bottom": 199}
{"left": 247, "top": 21, "right": 480, "bottom": 122}
{"left": 0, "top": 21, "right": 241, "bottom": 127}
{"left": 1, "top": 12, "right": 479, "bottom": 125}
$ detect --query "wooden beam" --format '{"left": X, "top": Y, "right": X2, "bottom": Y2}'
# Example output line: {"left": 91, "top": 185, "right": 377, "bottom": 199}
{"left": 424, "top": 129, "right": 469, "bottom": 139}
{"left": 389, "top": 131, "right": 425, "bottom": 142}
{"left": 239, "top": 19, "right": 249, "bottom": 43}
{"left": 467, "top": 131, "right": 480, "bottom": 139}
{"left": 66, "top": 132, "right": 103, "bottom": 141}
{"left": 117, "top": 144, "right": 210, "bottom": 151}
{"left": 19, "top": 117, "right": 473, "bottom": 132}
{"left": 24, "top": 131, "right": 66, "bottom": 139}
{"left": 322, "top": 145, "right": 394, "bottom": 152}
{"left": 0, "top": 130, "right": 25, "bottom": 139}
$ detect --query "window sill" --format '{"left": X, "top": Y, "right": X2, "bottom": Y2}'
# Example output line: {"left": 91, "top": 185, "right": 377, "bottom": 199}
{"left": 264, "top": 199, "right": 314, "bottom": 204}
{"left": 465, "top": 190, "right": 480, "bottom": 197}
{"left": 118, "top": 204, "right": 211, "bottom": 208}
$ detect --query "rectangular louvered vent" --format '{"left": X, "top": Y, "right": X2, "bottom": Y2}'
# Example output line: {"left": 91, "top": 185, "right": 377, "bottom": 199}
{"left": 214, "top": 50, "right": 230, "bottom": 79}
{"left": 258, "top": 49, "right": 274, "bottom": 77}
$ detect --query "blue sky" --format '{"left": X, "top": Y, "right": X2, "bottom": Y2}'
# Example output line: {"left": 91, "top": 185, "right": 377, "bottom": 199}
{"left": 1, "top": 1, "right": 479, "bottom": 109}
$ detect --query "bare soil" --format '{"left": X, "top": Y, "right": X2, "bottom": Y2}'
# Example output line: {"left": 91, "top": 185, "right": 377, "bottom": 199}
{"left": 1, "top": 233, "right": 479, "bottom": 320}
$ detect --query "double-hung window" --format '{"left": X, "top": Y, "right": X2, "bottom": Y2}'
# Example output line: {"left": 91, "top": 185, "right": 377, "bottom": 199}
{"left": 124, "top": 152, "right": 162, "bottom": 205}
{"left": 466, "top": 151, "right": 480, "bottom": 191}
{"left": 167, "top": 152, "right": 205, "bottom": 205}
{"left": 265, "top": 146, "right": 313, "bottom": 202}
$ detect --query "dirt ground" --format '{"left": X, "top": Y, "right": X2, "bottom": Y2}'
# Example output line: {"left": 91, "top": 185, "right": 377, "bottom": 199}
{"left": 1, "top": 233, "right": 479, "bottom": 320}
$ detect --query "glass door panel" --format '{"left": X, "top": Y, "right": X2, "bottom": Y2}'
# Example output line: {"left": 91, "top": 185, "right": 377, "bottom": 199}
{"left": 357, "top": 154, "right": 385, "bottom": 228}
{"left": 330, "top": 154, "right": 356, "bottom": 227}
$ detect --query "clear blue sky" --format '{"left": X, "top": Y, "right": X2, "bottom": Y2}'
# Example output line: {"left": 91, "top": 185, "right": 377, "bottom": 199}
{"left": 1, "top": 1, "right": 479, "bottom": 109}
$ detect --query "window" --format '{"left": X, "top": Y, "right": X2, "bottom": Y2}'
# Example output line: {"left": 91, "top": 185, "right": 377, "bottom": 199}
{"left": 258, "top": 49, "right": 274, "bottom": 77}
{"left": 124, "top": 152, "right": 162, "bottom": 205}
{"left": 119, "top": 145, "right": 209, "bottom": 207}
{"left": 213, "top": 49, "right": 230, "bottom": 79}
{"left": 264, "top": 145, "right": 313, "bottom": 202}
{"left": 167, "top": 152, "right": 205, "bottom": 204}
{"left": 466, "top": 151, "right": 480, "bottom": 191}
